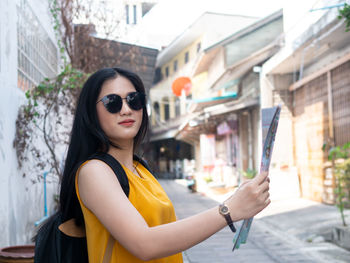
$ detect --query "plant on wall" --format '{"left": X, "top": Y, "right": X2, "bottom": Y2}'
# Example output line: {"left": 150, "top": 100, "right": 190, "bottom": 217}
{"left": 327, "top": 142, "right": 350, "bottom": 227}
{"left": 338, "top": 3, "right": 350, "bottom": 32}
{"left": 13, "top": 65, "right": 88, "bottom": 181}
{"left": 13, "top": 0, "right": 89, "bottom": 181}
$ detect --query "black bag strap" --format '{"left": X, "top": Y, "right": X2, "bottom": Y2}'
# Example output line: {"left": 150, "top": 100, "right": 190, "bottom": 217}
{"left": 87, "top": 152, "right": 154, "bottom": 197}
{"left": 88, "top": 152, "right": 130, "bottom": 197}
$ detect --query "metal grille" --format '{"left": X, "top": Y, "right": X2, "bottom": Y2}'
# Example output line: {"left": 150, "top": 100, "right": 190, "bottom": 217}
{"left": 293, "top": 60, "right": 350, "bottom": 203}
{"left": 17, "top": 0, "right": 58, "bottom": 91}
{"left": 331, "top": 61, "right": 350, "bottom": 146}
{"left": 293, "top": 73, "right": 328, "bottom": 202}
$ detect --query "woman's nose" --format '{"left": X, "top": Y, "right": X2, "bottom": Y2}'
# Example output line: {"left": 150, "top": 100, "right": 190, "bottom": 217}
{"left": 119, "top": 99, "right": 132, "bottom": 114}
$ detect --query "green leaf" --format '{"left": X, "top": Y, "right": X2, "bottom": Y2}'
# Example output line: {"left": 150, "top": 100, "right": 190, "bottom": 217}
{"left": 328, "top": 146, "right": 340, "bottom": 160}
{"left": 344, "top": 142, "right": 350, "bottom": 150}
{"left": 37, "top": 83, "right": 46, "bottom": 91}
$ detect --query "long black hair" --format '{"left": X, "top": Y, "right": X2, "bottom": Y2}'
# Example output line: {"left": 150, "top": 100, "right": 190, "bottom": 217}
{"left": 60, "top": 67, "right": 149, "bottom": 224}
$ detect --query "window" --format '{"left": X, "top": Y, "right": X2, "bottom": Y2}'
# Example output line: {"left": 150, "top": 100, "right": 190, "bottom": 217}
{"left": 153, "top": 102, "right": 160, "bottom": 116}
{"left": 126, "top": 5, "right": 129, "bottom": 24}
{"left": 153, "top": 102, "right": 160, "bottom": 123}
{"left": 197, "top": 42, "right": 201, "bottom": 53}
{"left": 153, "top": 67, "right": 162, "bottom": 84}
{"left": 133, "top": 5, "right": 137, "bottom": 24}
{"left": 175, "top": 98, "right": 180, "bottom": 116}
{"left": 17, "top": 0, "right": 58, "bottom": 91}
{"left": 165, "top": 66, "right": 169, "bottom": 77}
{"left": 163, "top": 97, "right": 170, "bottom": 121}
{"left": 184, "top": 51, "right": 189, "bottom": 64}
{"left": 173, "top": 60, "right": 178, "bottom": 72}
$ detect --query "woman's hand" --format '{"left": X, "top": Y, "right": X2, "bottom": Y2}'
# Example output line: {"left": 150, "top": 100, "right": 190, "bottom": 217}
{"left": 226, "top": 172, "right": 270, "bottom": 221}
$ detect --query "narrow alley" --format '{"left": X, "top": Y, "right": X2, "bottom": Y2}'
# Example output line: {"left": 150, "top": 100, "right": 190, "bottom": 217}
{"left": 160, "top": 179, "right": 350, "bottom": 263}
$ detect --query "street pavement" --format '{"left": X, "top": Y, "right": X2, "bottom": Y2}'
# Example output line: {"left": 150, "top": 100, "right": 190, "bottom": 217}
{"left": 159, "top": 179, "right": 350, "bottom": 263}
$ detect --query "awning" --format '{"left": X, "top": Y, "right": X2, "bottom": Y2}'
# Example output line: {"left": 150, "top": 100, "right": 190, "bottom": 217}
{"left": 176, "top": 96, "right": 259, "bottom": 143}
{"left": 204, "top": 97, "right": 259, "bottom": 116}
{"left": 188, "top": 93, "right": 237, "bottom": 113}
{"left": 149, "top": 129, "right": 178, "bottom": 142}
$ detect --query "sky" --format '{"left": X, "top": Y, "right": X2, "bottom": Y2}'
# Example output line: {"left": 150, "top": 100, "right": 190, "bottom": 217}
{"left": 125, "top": 0, "right": 285, "bottom": 49}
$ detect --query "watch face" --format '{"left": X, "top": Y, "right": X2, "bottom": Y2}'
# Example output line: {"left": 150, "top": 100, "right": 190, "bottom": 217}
{"left": 220, "top": 204, "right": 229, "bottom": 215}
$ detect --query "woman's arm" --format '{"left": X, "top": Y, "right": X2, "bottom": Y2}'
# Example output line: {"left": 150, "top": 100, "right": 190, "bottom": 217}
{"left": 78, "top": 160, "right": 270, "bottom": 261}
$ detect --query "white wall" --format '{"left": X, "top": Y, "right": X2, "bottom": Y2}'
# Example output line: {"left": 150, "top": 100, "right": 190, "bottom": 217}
{"left": 0, "top": 0, "right": 59, "bottom": 247}
{"left": 283, "top": 0, "right": 338, "bottom": 48}
{"left": 0, "top": 0, "right": 19, "bottom": 247}
{"left": 206, "top": 48, "right": 226, "bottom": 94}
{"left": 259, "top": 1, "right": 339, "bottom": 200}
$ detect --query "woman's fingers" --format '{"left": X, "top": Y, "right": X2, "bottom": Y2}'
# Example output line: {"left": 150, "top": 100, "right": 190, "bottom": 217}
{"left": 240, "top": 179, "right": 251, "bottom": 186}
{"left": 227, "top": 171, "right": 271, "bottom": 220}
{"left": 260, "top": 180, "right": 270, "bottom": 193}
{"left": 253, "top": 171, "right": 269, "bottom": 185}
{"left": 264, "top": 196, "right": 271, "bottom": 207}
{"left": 261, "top": 190, "right": 270, "bottom": 201}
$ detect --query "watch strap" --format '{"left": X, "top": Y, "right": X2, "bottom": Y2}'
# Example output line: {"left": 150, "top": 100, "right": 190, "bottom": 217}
{"left": 223, "top": 213, "right": 236, "bottom": 232}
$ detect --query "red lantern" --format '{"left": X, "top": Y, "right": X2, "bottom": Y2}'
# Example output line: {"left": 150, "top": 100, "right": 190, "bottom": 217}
{"left": 172, "top": 77, "right": 192, "bottom": 96}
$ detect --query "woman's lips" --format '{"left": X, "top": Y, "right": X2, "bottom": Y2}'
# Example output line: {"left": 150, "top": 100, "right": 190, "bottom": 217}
{"left": 118, "top": 119, "right": 135, "bottom": 126}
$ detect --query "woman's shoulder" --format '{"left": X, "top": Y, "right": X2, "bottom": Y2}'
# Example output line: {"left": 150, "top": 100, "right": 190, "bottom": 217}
{"left": 76, "top": 158, "right": 125, "bottom": 200}
{"left": 77, "top": 159, "right": 114, "bottom": 179}
{"left": 80, "top": 158, "right": 107, "bottom": 169}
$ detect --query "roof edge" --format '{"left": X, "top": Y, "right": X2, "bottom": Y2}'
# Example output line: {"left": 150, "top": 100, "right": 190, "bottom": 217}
{"left": 156, "top": 12, "right": 259, "bottom": 67}
{"left": 204, "top": 9, "right": 283, "bottom": 53}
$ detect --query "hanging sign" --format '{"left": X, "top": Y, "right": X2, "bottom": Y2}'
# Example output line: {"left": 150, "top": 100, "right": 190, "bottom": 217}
{"left": 217, "top": 121, "right": 232, "bottom": 135}
{"left": 200, "top": 134, "right": 216, "bottom": 168}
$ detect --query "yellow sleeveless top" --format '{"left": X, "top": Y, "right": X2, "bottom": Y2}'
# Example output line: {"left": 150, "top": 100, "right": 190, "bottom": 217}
{"left": 75, "top": 160, "right": 183, "bottom": 263}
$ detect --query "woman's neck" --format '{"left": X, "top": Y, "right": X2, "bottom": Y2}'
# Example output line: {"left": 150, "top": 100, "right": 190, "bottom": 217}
{"left": 107, "top": 140, "right": 134, "bottom": 170}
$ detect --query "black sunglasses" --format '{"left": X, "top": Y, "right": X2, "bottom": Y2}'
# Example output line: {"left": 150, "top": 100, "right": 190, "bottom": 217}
{"left": 96, "top": 92, "right": 146, "bottom": 113}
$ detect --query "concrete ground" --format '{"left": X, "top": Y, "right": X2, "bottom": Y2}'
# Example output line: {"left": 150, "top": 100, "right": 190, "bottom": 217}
{"left": 160, "top": 179, "right": 350, "bottom": 263}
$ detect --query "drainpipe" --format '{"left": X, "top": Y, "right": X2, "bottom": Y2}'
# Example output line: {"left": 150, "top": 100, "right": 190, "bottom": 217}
{"left": 327, "top": 71, "right": 334, "bottom": 143}
{"left": 327, "top": 71, "right": 336, "bottom": 193}
{"left": 34, "top": 171, "right": 49, "bottom": 226}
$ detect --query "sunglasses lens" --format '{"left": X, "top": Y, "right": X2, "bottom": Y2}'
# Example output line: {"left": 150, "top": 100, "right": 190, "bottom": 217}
{"left": 101, "top": 92, "right": 145, "bottom": 113}
{"left": 127, "top": 92, "right": 145, "bottom": 110}
{"left": 104, "top": 94, "right": 122, "bottom": 113}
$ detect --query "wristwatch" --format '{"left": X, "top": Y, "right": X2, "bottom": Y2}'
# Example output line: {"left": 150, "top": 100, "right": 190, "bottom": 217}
{"left": 219, "top": 203, "right": 236, "bottom": 232}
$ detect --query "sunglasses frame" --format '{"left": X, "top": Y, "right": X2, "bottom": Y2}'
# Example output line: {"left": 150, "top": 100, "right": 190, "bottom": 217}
{"left": 96, "top": 92, "right": 146, "bottom": 113}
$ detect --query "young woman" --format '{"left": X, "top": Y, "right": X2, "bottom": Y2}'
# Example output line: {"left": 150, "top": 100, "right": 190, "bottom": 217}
{"left": 60, "top": 67, "right": 270, "bottom": 262}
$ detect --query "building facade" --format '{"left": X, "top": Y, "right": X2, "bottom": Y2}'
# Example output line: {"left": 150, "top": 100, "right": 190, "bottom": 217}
{"left": 176, "top": 10, "right": 285, "bottom": 192}
{"left": 0, "top": 0, "right": 59, "bottom": 246}
{"left": 149, "top": 12, "right": 258, "bottom": 178}
{"left": 262, "top": 0, "right": 350, "bottom": 202}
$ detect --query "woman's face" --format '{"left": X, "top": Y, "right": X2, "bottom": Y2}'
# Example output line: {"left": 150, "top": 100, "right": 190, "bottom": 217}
{"left": 96, "top": 76, "right": 143, "bottom": 146}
